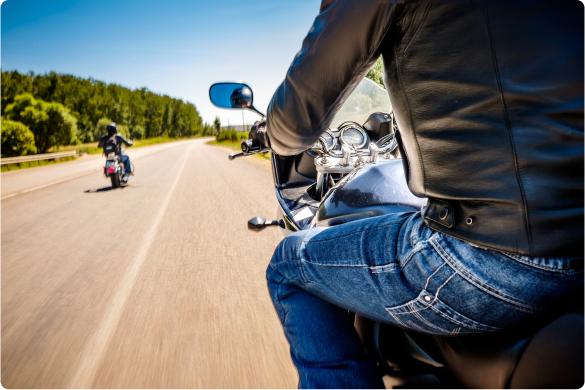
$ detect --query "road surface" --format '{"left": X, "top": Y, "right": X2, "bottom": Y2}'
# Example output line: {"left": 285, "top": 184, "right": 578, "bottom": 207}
{"left": 1, "top": 139, "right": 297, "bottom": 388}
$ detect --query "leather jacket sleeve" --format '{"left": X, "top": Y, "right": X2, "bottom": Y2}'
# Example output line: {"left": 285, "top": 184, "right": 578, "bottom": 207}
{"left": 117, "top": 135, "right": 133, "bottom": 146}
{"left": 266, "top": 0, "right": 397, "bottom": 156}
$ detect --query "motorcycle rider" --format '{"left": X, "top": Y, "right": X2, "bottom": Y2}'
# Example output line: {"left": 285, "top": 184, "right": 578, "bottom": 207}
{"left": 252, "top": 0, "right": 584, "bottom": 388}
{"left": 230, "top": 86, "right": 252, "bottom": 108}
{"left": 98, "top": 123, "right": 134, "bottom": 178}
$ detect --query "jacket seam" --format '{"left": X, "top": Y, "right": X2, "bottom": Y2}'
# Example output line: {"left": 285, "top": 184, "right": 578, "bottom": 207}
{"left": 314, "top": 3, "right": 397, "bottom": 134}
{"left": 401, "top": 0, "right": 433, "bottom": 56}
{"left": 394, "top": 39, "right": 427, "bottom": 194}
{"left": 483, "top": 3, "right": 533, "bottom": 252}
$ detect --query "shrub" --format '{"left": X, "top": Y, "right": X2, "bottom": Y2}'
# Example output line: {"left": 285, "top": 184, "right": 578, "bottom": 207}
{"left": 130, "top": 125, "right": 145, "bottom": 140}
{"left": 4, "top": 94, "right": 77, "bottom": 153}
{"left": 216, "top": 129, "right": 248, "bottom": 143}
{"left": 1, "top": 118, "right": 37, "bottom": 157}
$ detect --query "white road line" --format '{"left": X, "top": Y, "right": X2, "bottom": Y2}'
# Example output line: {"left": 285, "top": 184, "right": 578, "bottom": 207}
{"left": 69, "top": 142, "right": 193, "bottom": 388}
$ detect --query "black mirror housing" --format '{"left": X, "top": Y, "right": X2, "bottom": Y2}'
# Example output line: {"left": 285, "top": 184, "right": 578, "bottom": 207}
{"left": 209, "top": 82, "right": 266, "bottom": 117}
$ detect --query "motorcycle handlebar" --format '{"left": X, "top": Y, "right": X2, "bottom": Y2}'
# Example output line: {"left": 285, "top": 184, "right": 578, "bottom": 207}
{"left": 227, "top": 139, "right": 269, "bottom": 160}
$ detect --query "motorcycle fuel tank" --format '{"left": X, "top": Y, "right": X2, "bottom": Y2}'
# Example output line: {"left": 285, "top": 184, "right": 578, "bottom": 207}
{"left": 315, "top": 159, "right": 427, "bottom": 226}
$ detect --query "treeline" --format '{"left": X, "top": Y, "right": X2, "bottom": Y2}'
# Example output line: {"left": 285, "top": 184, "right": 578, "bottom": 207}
{"left": 1, "top": 70, "right": 215, "bottom": 156}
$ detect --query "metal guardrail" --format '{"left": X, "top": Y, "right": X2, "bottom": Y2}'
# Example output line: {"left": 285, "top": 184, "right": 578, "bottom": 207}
{"left": 0, "top": 151, "right": 78, "bottom": 165}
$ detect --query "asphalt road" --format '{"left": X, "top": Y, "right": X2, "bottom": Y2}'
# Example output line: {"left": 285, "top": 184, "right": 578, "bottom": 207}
{"left": 1, "top": 139, "right": 297, "bottom": 388}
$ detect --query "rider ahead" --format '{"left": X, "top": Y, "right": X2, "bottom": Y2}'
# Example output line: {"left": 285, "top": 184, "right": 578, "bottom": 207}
{"left": 97, "top": 123, "right": 134, "bottom": 178}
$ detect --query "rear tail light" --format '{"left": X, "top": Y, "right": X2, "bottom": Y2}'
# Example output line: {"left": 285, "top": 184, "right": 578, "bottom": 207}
{"left": 107, "top": 166, "right": 116, "bottom": 174}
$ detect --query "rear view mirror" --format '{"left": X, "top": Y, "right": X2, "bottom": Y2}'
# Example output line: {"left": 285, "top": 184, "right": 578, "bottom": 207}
{"left": 209, "top": 82, "right": 265, "bottom": 117}
{"left": 209, "top": 82, "right": 253, "bottom": 109}
{"left": 247, "top": 216, "right": 283, "bottom": 231}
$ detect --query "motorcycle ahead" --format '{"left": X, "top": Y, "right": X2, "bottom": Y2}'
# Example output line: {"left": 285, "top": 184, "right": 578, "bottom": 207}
{"left": 209, "top": 79, "right": 583, "bottom": 388}
{"left": 102, "top": 142, "right": 133, "bottom": 188}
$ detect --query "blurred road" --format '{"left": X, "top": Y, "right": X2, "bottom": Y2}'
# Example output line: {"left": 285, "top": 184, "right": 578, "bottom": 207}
{"left": 1, "top": 139, "right": 297, "bottom": 388}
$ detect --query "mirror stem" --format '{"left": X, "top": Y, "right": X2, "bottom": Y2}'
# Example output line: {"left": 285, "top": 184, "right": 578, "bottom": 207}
{"left": 250, "top": 106, "right": 265, "bottom": 118}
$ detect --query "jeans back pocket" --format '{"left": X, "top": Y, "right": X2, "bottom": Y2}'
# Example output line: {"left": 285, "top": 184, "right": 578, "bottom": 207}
{"left": 386, "top": 289, "right": 501, "bottom": 336}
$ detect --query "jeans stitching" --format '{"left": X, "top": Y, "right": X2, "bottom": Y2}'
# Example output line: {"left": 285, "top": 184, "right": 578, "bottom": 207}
{"left": 300, "top": 259, "right": 371, "bottom": 268}
{"left": 389, "top": 288, "right": 500, "bottom": 332}
{"left": 409, "top": 226, "right": 419, "bottom": 248}
{"left": 385, "top": 265, "right": 445, "bottom": 315}
{"left": 387, "top": 311, "right": 409, "bottom": 329}
{"left": 297, "top": 239, "right": 311, "bottom": 284}
{"left": 400, "top": 241, "right": 425, "bottom": 269}
{"left": 409, "top": 303, "right": 452, "bottom": 334}
{"left": 429, "top": 302, "right": 500, "bottom": 331}
{"left": 393, "top": 305, "right": 432, "bottom": 334}
{"left": 430, "top": 236, "right": 537, "bottom": 314}
{"left": 369, "top": 264, "right": 399, "bottom": 274}
{"left": 500, "top": 252, "right": 580, "bottom": 275}
{"left": 385, "top": 271, "right": 450, "bottom": 317}
{"left": 392, "top": 273, "right": 454, "bottom": 316}
{"left": 388, "top": 294, "right": 500, "bottom": 331}
{"left": 423, "top": 263, "right": 446, "bottom": 291}
{"left": 273, "top": 277, "right": 289, "bottom": 329}
{"left": 305, "top": 221, "right": 400, "bottom": 244}
{"left": 433, "top": 272, "right": 456, "bottom": 299}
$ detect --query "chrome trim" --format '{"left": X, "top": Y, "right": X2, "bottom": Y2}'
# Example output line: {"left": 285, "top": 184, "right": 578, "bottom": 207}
{"left": 339, "top": 123, "right": 368, "bottom": 149}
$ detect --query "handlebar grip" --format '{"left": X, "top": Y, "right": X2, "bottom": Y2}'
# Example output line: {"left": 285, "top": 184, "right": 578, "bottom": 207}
{"left": 241, "top": 139, "right": 257, "bottom": 153}
{"left": 228, "top": 140, "right": 270, "bottom": 161}
{"left": 228, "top": 152, "right": 246, "bottom": 160}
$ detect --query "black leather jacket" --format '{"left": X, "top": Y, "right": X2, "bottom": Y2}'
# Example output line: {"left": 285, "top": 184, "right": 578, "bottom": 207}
{"left": 98, "top": 134, "right": 133, "bottom": 156}
{"left": 266, "top": 0, "right": 584, "bottom": 257}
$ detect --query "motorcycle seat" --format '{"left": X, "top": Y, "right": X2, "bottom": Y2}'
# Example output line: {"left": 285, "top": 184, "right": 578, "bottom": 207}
{"left": 428, "top": 312, "right": 584, "bottom": 388}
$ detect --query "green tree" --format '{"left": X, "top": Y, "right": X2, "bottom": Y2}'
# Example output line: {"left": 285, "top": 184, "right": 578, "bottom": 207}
{"left": 116, "top": 123, "right": 130, "bottom": 139}
{"left": 39, "top": 103, "right": 78, "bottom": 152}
{"left": 5, "top": 94, "right": 77, "bottom": 153}
{"left": 130, "top": 124, "right": 145, "bottom": 140}
{"left": 1, "top": 71, "right": 33, "bottom": 114}
{"left": 201, "top": 123, "right": 214, "bottom": 136}
{"left": 1, "top": 118, "right": 37, "bottom": 157}
{"left": 213, "top": 117, "right": 221, "bottom": 136}
{"left": 3, "top": 93, "right": 37, "bottom": 122}
{"left": 94, "top": 118, "right": 113, "bottom": 142}
{"left": 366, "top": 57, "right": 385, "bottom": 87}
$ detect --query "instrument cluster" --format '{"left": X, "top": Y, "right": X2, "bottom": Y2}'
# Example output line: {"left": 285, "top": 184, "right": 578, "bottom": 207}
{"left": 309, "top": 119, "right": 399, "bottom": 176}
{"left": 311, "top": 121, "right": 369, "bottom": 153}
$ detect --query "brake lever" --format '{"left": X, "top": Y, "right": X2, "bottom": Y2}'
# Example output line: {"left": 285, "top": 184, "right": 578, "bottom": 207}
{"left": 228, "top": 148, "right": 270, "bottom": 160}
{"left": 228, "top": 152, "right": 249, "bottom": 160}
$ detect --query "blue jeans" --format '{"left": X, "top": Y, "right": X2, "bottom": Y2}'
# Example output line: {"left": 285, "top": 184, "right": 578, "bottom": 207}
{"left": 119, "top": 154, "right": 132, "bottom": 175}
{"left": 266, "top": 211, "right": 583, "bottom": 388}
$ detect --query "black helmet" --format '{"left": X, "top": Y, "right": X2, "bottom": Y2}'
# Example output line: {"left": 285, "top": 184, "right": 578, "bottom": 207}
{"left": 106, "top": 122, "right": 118, "bottom": 136}
{"left": 230, "top": 86, "right": 252, "bottom": 108}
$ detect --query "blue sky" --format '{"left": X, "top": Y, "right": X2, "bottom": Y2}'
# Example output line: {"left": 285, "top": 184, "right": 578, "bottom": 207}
{"left": 1, "top": 0, "right": 320, "bottom": 125}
